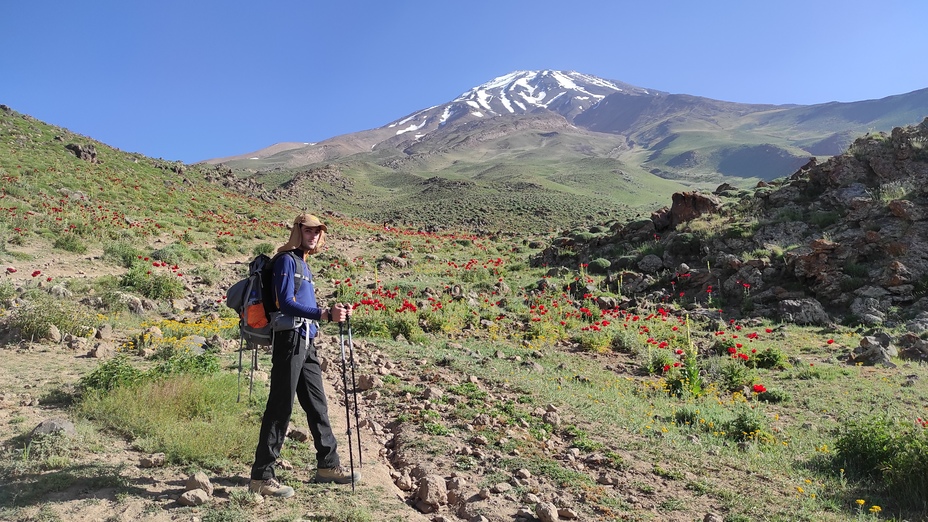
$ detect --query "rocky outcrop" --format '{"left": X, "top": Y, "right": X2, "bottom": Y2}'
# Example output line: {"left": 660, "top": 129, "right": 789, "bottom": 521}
{"left": 65, "top": 143, "right": 98, "bottom": 163}
{"left": 533, "top": 118, "right": 928, "bottom": 326}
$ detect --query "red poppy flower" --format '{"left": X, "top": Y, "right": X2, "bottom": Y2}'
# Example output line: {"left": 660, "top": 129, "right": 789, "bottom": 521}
{"left": 31, "top": 270, "right": 41, "bottom": 277}
{"left": 728, "top": 347, "right": 737, "bottom": 354}
{"left": 752, "top": 384, "right": 767, "bottom": 393}
{"left": 826, "top": 339, "right": 834, "bottom": 344}
{"left": 5, "top": 267, "right": 15, "bottom": 274}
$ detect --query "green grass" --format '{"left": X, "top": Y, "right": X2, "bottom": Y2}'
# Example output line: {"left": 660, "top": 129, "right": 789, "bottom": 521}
{"left": 78, "top": 371, "right": 263, "bottom": 470}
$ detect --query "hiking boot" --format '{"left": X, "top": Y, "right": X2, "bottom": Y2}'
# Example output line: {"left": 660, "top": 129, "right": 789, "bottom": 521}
{"left": 314, "top": 465, "right": 361, "bottom": 484}
{"left": 249, "top": 477, "right": 295, "bottom": 499}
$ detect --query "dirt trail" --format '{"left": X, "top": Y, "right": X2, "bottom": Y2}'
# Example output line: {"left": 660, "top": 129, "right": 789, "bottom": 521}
{"left": 0, "top": 340, "right": 428, "bottom": 521}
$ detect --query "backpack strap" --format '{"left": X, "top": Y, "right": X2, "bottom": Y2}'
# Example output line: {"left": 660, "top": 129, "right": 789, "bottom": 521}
{"left": 287, "top": 251, "right": 311, "bottom": 293}
{"left": 269, "top": 250, "right": 306, "bottom": 296}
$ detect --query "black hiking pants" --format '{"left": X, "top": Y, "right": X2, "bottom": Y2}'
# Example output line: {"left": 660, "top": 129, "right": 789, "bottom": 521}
{"left": 250, "top": 330, "right": 339, "bottom": 480}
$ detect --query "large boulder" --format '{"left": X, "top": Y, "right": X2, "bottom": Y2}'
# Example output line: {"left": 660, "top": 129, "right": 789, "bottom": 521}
{"left": 777, "top": 298, "right": 831, "bottom": 326}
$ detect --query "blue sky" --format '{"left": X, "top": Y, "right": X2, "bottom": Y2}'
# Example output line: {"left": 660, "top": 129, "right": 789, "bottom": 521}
{"left": 3, "top": 1, "right": 927, "bottom": 163}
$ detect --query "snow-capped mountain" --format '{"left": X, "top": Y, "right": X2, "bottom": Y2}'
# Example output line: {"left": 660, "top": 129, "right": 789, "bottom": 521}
{"left": 385, "top": 70, "right": 658, "bottom": 142}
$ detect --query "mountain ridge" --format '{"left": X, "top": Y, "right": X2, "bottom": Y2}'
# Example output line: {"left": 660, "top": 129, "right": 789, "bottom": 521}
{"left": 204, "top": 70, "right": 928, "bottom": 188}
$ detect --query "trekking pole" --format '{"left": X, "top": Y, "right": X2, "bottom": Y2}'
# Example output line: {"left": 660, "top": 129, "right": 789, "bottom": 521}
{"left": 338, "top": 320, "right": 357, "bottom": 491}
{"left": 347, "top": 316, "right": 362, "bottom": 468}
{"left": 236, "top": 337, "right": 244, "bottom": 402}
{"left": 249, "top": 342, "right": 257, "bottom": 400}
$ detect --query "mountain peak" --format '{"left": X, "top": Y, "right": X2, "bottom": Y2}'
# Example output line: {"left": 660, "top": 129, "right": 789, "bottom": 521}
{"left": 450, "top": 70, "right": 655, "bottom": 121}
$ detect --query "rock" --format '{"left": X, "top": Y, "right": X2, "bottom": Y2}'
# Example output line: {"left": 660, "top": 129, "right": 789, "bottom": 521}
{"left": 49, "top": 285, "right": 73, "bottom": 299}
{"left": 778, "top": 298, "right": 831, "bottom": 326}
{"left": 906, "top": 312, "right": 928, "bottom": 334}
{"left": 95, "top": 324, "right": 114, "bottom": 340}
{"left": 395, "top": 471, "right": 414, "bottom": 491}
{"left": 535, "top": 502, "right": 559, "bottom": 522}
{"left": 850, "top": 297, "right": 886, "bottom": 326}
{"left": 446, "top": 476, "right": 467, "bottom": 491}
{"left": 490, "top": 482, "right": 512, "bottom": 494}
{"left": 178, "top": 489, "right": 209, "bottom": 506}
{"left": 288, "top": 427, "right": 310, "bottom": 442}
{"left": 637, "top": 254, "right": 664, "bottom": 274}
{"left": 357, "top": 374, "right": 383, "bottom": 390}
{"left": 542, "top": 411, "right": 561, "bottom": 427}
{"left": 31, "top": 418, "right": 76, "bottom": 437}
{"left": 423, "top": 386, "right": 444, "bottom": 400}
{"left": 704, "top": 514, "right": 724, "bottom": 522}
{"left": 558, "top": 507, "right": 579, "bottom": 519}
{"left": 185, "top": 472, "right": 213, "bottom": 496}
{"left": 416, "top": 475, "right": 447, "bottom": 508}
{"left": 851, "top": 334, "right": 898, "bottom": 367}
{"left": 65, "top": 143, "right": 98, "bottom": 162}
{"left": 140, "top": 453, "right": 166, "bottom": 468}
{"left": 89, "top": 341, "right": 115, "bottom": 359}
{"left": 145, "top": 326, "right": 163, "bottom": 339}
{"left": 46, "top": 324, "right": 62, "bottom": 343}
{"left": 669, "top": 191, "right": 722, "bottom": 227}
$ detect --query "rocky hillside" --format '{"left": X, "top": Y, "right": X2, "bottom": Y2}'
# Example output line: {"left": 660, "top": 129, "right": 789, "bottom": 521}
{"left": 534, "top": 118, "right": 928, "bottom": 329}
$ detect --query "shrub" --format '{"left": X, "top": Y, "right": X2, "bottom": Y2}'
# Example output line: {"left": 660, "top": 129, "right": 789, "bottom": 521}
{"left": 724, "top": 404, "right": 774, "bottom": 443}
{"left": 716, "top": 359, "right": 752, "bottom": 392}
{"left": 79, "top": 356, "right": 145, "bottom": 393}
{"left": 642, "top": 348, "right": 674, "bottom": 375}
{"left": 388, "top": 315, "right": 425, "bottom": 343}
{"left": 252, "top": 242, "right": 275, "bottom": 256}
{"left": 749, "top": 346, "right": 788, "bottom": 369}
{"left": 120, "top": 265, "right": 185, "bottom": 300}
{"left": 103, "top": 241, "right": 144, "bottom": 268}
{"left": 835, "top": 415, "right": 928, "bottom": 510}
{"left": 215, "top": 236, "right": 243, "bottom": 254}
{"left": 351, "top": 310, "right": 391, "bottom": 338}
{"left": 9, "top": 293, "right": 94, "bottom": 340}
{"left": 808, "top": 210, "right": 841, "bottom": 228}
{"left": 53, "top": 233, "right": 88, "bottom": 254}
{"left": 0, "top": 279, "right": 15, "bottom": 303}
{"left": 574, "top": 329, "right": 614, "bottom": 353}
{"left": 150, "top": 351, "right": 221, "bottom": 378}
{"left": 151, "top": 243, "right": 202, "bottom": 265}
{"left": 755, "top": 389, "right": 790, "bottom": 403}
{"left": 190, "top": 264, "right": 221, "bottom": 286}
{"left": 589, "top": 258, "right": 611, "bottom": 274}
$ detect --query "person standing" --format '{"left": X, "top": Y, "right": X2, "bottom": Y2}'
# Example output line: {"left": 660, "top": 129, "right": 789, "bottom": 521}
{"left": 249, "top": 213, "right": 359, "bottom": 499}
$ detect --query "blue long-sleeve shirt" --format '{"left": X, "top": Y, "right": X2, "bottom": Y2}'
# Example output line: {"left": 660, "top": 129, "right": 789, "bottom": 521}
{"left": 273, "top": 249, "right": 321, "bottom": 338}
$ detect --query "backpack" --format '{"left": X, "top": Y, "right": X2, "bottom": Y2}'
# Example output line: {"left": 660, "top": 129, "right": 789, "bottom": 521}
{"left": 226, "top": 251, "right": 304, "bottom": 346}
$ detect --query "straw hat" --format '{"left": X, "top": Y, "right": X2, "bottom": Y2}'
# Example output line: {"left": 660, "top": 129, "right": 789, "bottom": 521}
{"left": 278, "top": 213, "right": 327, "bottom": 254}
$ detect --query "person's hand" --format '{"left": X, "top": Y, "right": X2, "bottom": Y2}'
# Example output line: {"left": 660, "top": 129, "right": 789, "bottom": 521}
{"left": 330, "top": 304, "right": 350, "bottom": 323}
{"left": 344, "top": 304, "right": 354, "bottom": 318}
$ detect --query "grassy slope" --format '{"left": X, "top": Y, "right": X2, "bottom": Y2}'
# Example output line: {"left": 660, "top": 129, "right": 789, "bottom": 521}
{"left": 1, "top": 107, "right": 925, "bottom": 522}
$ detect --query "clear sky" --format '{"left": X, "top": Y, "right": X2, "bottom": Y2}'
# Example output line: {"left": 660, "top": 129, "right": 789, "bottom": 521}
{"left": 3, "top": 1, "right": 927, "bottom": 164}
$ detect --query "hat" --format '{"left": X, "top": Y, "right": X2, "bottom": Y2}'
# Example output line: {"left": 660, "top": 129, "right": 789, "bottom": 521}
{"left": 278, "top": 213, "right": 328, "bottom": 253}
{"left": 293, "top": 213, "right": 328, "bottom": 233}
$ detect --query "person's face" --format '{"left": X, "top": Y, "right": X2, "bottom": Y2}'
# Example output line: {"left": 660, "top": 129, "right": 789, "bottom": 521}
{"left": 300, "top": 225, "right": 323, "bottom": 251}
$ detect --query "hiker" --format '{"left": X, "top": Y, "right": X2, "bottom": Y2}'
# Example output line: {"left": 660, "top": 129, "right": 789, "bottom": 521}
{"left": 249, "top": 213, "right": 360, "bottom": 499}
